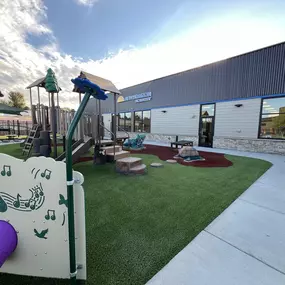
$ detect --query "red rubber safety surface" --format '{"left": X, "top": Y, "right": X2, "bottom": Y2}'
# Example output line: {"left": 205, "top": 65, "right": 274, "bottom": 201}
{"left": 76, "top": 145, "right": 233, "bottom": 168}
{"left": 130, "top": 145, "right": 233, "bottom": 168}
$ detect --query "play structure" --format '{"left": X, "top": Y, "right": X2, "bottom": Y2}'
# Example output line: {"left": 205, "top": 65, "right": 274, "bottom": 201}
{"left": 123, "top": 134, "right": 146, "bottom": 150}
{"left": 0, "top": 69, "right": 139, "bottom": 284}
{"left": 24, "top": 70, "right": 130, "bottom": 164}
{"left": 24, "top": 69, "right": 90, "bottom": 160}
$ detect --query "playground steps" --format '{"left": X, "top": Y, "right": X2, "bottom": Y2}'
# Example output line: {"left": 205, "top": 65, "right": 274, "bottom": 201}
{"left": 100, "top": 140, "right": 114, "bottom": 146}
{"left": 101, "top": 144, "right": 130, "bottom": 161}
{"left": 116, "top": 157, "right": 147, "bottom": 175}
{"left": 107, "top": 150, "right": 130, "bottom": 161}
{"left": 22, "top": 124, "right": 39, "bottom": 157}
{"left": 130, "top": 164, "right": 147, "bottom": 175}
{"left": 101, "top": 145, "right": 121, "bottom": 155}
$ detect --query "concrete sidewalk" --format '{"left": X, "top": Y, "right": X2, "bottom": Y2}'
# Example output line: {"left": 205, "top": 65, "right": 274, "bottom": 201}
{"left": 146, "top": 144, "right": 285, "bottom": 285}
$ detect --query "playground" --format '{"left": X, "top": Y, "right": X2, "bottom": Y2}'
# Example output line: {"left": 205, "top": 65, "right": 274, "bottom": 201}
{"left": 0, "top": 143, "right": 271, "bottom": 285}
{"left": 0, "top": 70, "right": 272, "bottom": 285}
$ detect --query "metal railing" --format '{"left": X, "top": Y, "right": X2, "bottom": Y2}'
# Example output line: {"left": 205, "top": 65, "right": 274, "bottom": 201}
{"left": 99, "top": 123, "right": 117, "bottom": 157}
{"left": 99, "top": 124, "right": 130, "bottom": 157}
{"left": 99, "top": 123, "right": 115, "bottom": 140}
{"left": 117, "top": 125, "right": 130, "bottom": 139}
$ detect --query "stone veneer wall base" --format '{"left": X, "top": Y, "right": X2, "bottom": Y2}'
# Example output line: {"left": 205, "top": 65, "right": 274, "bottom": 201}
{"left": 117, "top": 132, "right": 199, "bottom": 146}
{"left": 214, "top": 137, "right": 285, "bottom": 155}
{"left": 118, "top": 133, "right": 285, "bottom": 155}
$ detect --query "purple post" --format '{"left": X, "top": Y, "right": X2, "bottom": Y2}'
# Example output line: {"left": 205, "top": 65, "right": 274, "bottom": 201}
{"left": 0, "top": 220, "right": 18, "bottom": 267}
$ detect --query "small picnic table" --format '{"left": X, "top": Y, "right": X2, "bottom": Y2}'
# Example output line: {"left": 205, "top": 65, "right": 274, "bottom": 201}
{"left": 171, "top": 140, "right": 193, "bottom": 149}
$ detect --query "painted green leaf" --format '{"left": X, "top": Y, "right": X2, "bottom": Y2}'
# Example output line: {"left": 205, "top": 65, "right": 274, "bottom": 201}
{"left": 59, "top": 194, "right": 68, "bottom": 208}
{"left": 34, "top": 228, "right": 49, "bottom": 239}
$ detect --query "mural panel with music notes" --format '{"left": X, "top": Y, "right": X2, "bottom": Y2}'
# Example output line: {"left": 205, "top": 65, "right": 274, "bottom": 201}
{"left": 0, "top": 154, "right": 87, "bottom": 280}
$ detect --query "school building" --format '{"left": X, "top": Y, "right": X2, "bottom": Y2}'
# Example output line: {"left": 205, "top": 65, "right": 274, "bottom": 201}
{"left": 86, "top": 42, "right": 285, "bottom": 154}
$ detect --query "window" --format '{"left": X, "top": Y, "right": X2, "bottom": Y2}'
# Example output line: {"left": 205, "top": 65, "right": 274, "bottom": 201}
{"left": 143, "top": 111, "right": 151, "bottom": 133}
{"left": 134, "top": 110, "right": 151, "bottom": 133}
{"left": 259, "top": 97, "right": 285, "bottom": 139}
{"left": 118, "top": 112, "right": 131, "bottom": 132}
{"left": 201, "top": 104, "right": 215, "bottom": 117}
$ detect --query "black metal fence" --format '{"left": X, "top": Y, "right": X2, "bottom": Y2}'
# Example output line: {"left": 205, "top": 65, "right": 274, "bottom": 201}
{"left": 0, "top": 120, "right": 33, "bottom": 136}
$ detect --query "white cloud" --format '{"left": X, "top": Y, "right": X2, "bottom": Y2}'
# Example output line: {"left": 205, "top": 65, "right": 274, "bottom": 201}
{"left": 0, "top": 1, "right": 285, "bottom": 109}
{"left": 74, "top": 0, "right": 98, "bottom": 7}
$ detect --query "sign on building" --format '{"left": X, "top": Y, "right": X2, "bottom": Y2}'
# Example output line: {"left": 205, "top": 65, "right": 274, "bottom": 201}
{"left": 118, "top": 92, "right": 152, "bottom": 103}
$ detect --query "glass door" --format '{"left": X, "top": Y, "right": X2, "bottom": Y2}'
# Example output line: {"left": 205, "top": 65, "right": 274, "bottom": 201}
{"left": 199, "top": 117, "right": 214, "bottom": 147}
{"left": 199, "top": 104, "right": 215, "bottom": 147}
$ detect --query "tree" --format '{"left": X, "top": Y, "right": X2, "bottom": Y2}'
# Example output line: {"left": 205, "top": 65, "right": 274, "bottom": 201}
{"left": 0, "top": 99, "right": 9, "bottom": 105}
{"left": 272, "top": 113, "right": 285, "bottom": 137}
{"left": 8, "top": 91, "right": 27, "bottom": 109}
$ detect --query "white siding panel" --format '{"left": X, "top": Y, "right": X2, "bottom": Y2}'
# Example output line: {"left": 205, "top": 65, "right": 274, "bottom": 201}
{"left": 151, "top": 105, "right": 199, "bottom": 135}
{"left": 103, "top": 113, "right": 112, "bottom": 130}
{"left": 215, "top": 99, "right": 261, "bottom": 138}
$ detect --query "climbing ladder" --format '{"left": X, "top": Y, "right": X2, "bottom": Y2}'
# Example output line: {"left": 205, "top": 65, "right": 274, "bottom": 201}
{"left": 22, "top": 124, "right": 39, "bottom": 157}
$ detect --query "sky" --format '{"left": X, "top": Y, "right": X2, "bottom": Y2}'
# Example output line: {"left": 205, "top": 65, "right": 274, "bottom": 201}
{"left": 0, "top": 0, "right": 285, "bottom": 108}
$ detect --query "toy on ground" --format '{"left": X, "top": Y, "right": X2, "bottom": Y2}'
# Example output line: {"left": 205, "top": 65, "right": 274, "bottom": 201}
{"left": 123, "top": 134, "right": 146, "bottom": 150}
{"left": 174, "top": 146, "right": 204, "bottom": 162}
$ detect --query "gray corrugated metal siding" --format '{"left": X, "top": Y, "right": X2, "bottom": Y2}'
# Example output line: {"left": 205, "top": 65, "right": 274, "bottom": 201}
{"left": 86, "top": 42, "right": 285, "bottom": 114}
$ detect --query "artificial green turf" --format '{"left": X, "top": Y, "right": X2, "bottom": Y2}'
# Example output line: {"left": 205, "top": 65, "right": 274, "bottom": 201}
{"left": 0, "top": 145, "right": 272, "bottom": 285}
{"left": 0, "top": 143, "right": 63, "bottom": 159}
{"left": 0, "top": 143, "right": 24, "bottom": 158}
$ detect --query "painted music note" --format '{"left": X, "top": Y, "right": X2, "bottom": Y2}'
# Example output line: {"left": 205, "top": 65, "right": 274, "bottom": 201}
{"left": 62, "top": 212, "right": 66, "bottom": 226}
{"left": 13, "top": 194, "right": 21, "bottom": 208}
{"left": 30, "top": 200, "right": 36, "bottom": 210}
{"left": 25, "top": 199, "right": 36, "bottom": 210}
{"left": 24, "top": 200, "right": 30, "bottom": 208}
{"left": 41, "top": 169, "right": 51, "bottom": 180}
{"left": 45, "top": 209, "right": 56, "bottom": 221}
{"left": 1, "top": 165, "right": 11, "bottom": 177}
{"left": 31, "top": 183, "right": 44, "bottom": 197}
